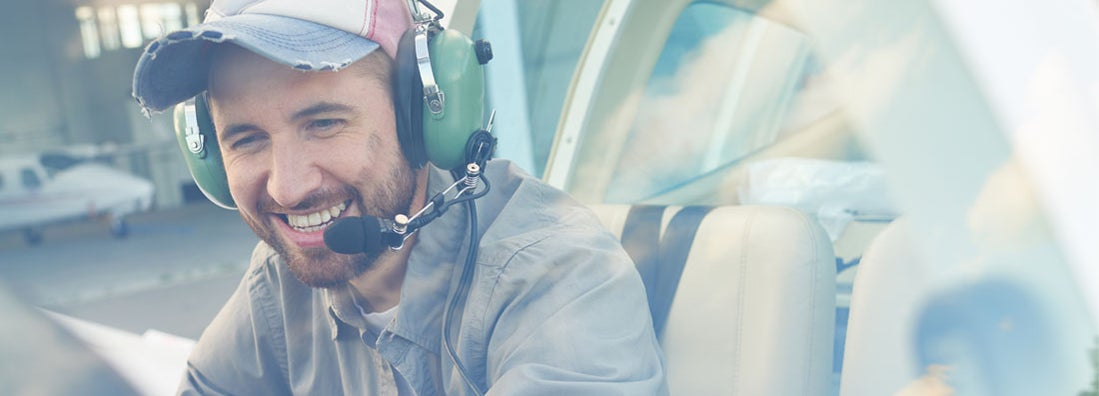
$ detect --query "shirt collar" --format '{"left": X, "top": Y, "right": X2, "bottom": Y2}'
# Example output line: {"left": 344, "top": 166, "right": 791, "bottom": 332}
{"left": 325, "top": 286, "right": 366, "bottom": 340}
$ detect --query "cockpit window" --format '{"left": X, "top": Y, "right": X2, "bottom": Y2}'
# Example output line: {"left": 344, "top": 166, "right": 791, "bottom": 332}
{"left": 21, "top": 168, "right": 42, "bottom": 189}
{"left": 572, "top": 2, "right": 829, "bottom": 203}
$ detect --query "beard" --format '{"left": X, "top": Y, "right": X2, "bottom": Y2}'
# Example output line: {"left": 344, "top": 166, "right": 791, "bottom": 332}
{"left": 241, "top": 160, "right": 418, "bottom": 289}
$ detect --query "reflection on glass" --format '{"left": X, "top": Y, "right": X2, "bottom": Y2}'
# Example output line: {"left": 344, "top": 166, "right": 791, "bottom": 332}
{"left": 603, "top": 2, "right": 819, "bottom": 202}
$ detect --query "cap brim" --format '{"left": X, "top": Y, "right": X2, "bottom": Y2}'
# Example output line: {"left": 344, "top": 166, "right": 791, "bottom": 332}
{"left": 132, "top": 14, "right": 381, "bottom": 112}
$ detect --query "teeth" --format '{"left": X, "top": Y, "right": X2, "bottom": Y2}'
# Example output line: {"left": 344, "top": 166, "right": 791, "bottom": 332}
{"left": 287, "top": 202, "right": 347, "bottom": 232}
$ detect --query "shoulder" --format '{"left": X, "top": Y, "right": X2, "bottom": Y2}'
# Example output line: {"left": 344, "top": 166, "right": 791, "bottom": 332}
{"left": 463, "top": 168, "right": 662, "bottom": 391}
{"left": 476, "top": 160, "right": 629, "bottom": 272}
{"left": 471, "top": 161, "right": 641, "bottom": 306}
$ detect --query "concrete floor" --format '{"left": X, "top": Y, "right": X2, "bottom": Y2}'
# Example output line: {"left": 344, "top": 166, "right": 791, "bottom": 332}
{"left": 0, "top": 201, "right": 259, "bottom": 339}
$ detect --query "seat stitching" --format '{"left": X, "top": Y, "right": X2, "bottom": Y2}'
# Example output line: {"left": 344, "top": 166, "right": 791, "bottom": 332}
{"left": 733, "top": 209, "right": 758, "bottom": 395}
{"left": 795, "top": 208, "right": 820, "bottom": 394}
{"left": 773, "top": 205, "right": 823, "bottom": 394}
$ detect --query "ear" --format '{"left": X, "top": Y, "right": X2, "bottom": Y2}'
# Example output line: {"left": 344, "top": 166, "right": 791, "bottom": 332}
{"left": 173, "top": 94, "right": 236, "bottom": 209}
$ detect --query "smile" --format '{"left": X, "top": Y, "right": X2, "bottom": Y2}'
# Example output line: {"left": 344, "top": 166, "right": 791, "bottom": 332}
{"left": 286, "top": 202, "right": 348, "bottom": 233}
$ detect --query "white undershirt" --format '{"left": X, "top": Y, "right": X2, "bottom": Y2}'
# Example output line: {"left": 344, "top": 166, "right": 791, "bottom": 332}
{"left": 362, "top": 305, "right": 397, "bottom": 334}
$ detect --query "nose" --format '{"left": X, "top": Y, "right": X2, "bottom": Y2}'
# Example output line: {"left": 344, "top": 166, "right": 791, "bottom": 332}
{"left": 266, "top": 142, "right": 322, "bottom": 209}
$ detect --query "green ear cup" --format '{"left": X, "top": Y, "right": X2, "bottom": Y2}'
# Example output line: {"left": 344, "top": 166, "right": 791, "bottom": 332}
{"left": 421, "top": 29, "right": 485, "bottom": 171}
{"left": 172, "top": 95, "right": 236, "bottom": 209}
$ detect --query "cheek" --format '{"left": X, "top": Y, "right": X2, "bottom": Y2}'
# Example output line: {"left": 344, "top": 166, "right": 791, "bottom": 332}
{"left": 322, "top": 131, "right": 401, "bottom": 178}
{"left": 222, "top": 157, "right": 265, "bottom": 210}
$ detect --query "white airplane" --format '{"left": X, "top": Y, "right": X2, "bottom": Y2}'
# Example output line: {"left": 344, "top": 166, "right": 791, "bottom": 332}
{"left": 0, "top": 146, "right": 155, "bottom": 244}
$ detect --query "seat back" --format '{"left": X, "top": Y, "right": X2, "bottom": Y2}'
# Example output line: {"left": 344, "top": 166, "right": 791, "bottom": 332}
{"left": 838, "top": 218, "right": 928, "bottom": 395}
{"left": 588, "top": 204, "right": 836, "bottom": 395}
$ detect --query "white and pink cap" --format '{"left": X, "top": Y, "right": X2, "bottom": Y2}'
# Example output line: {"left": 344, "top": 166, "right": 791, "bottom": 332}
{"left": 133, "top": 0, "right": 413, "bottom": 112}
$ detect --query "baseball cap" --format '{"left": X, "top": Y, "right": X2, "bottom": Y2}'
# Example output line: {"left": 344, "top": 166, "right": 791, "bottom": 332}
{"left": 132, "top": 0, "right": 413, "bottom": 113}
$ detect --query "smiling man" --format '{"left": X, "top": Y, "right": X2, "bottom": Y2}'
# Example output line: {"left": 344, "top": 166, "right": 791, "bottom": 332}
{"left": 131, "top": 0, "right": 666, "bottom": 395}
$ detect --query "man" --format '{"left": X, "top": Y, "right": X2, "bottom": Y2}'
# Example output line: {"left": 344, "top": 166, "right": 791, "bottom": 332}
{"left": 132, "top": 0, "right": 666, "bottom": 394}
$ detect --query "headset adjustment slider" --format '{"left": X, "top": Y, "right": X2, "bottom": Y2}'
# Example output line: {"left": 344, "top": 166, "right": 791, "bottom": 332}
{"left": 414, "top": 24, "right": 446, "bottom": 116}
{"left": 183, "top": 99, "right": 207, "bottom": 157}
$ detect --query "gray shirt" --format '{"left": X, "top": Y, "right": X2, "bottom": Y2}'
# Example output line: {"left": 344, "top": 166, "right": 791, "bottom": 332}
{"left": 178, "top": 160, "right": 668, "bottom": 395}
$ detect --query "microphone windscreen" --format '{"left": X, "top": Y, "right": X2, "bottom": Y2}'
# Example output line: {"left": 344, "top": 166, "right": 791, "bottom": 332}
{"left": 324, "top": 216, "right": 384, "bottom": 255}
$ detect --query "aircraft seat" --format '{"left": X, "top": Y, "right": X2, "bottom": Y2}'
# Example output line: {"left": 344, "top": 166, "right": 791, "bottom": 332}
{"left": 838, "top": 218, "right": 931, "bottom": 395}
{"left": 587, "top": 204, "right": 836, "bottom": 395}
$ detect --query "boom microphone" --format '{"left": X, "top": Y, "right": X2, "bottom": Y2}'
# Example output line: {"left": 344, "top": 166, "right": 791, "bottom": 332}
{"left": 324, "top": 216, "right": 388, "bottom": 255}
{"left": 323, "top": 147, "right": 493, "bottom": 257}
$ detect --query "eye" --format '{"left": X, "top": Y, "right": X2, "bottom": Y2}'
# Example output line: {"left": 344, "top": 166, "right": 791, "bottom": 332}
{"left": 307, "top": 119, "right": 344, "bottom": 134}
{"left": 229, "top": 133, "right": 267, "bottom": 151}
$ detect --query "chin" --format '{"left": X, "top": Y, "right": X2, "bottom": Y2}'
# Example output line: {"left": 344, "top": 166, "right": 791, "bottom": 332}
{"left": 243, "top": 210, "right": 371, "bottom": 288}
{"left": 282, "top": 243, "right": 378, "bottom": 288}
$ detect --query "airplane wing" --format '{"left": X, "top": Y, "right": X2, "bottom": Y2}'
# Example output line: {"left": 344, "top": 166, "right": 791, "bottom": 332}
{"left": 44, "top": 310, "right": 195, "bottom": 396}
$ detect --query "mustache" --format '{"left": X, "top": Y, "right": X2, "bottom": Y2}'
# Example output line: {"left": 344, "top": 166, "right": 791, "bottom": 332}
{"left": 257, "top": 185, "right": 361, "bottom": 213}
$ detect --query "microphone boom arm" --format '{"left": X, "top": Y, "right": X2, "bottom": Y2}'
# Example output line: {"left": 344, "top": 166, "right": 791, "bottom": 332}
{"left": 387, "top": 164, "right": 489, "bottom": 250}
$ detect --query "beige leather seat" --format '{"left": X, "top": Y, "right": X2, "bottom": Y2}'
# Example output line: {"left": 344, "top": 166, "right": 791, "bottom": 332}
{"left": 838, "top": 218, "right": 928, "bottom": 395}
{"left": 840, "top": 219, "right": 1096, "bottom": 395}
{"left": 587, "top": 204, "right": 836, "bottom": 395}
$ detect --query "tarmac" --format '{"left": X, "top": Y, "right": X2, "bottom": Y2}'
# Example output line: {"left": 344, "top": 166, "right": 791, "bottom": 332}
{"left": 0, "top": 201, "right": 259, "bottom": 339}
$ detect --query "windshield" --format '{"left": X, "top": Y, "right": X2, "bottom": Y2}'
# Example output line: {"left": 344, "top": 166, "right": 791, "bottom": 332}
{"left": 600, "top": 3, "right": 826, "bottom": 203}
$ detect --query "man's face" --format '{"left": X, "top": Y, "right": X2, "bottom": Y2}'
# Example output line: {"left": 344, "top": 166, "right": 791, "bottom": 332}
{"left": 207, "top": 46, "right": 417, "bottom": 288}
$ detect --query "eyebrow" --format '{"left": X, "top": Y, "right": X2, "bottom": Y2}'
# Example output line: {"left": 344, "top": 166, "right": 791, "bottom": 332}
{"left": 219, "top": 102, "right": 355, "bottom": 141}
{"left": 220, "top": 122, "right": 260, "bottom": 142}
{"left": 290, "top": 102, "right": 354, "bottom": 121}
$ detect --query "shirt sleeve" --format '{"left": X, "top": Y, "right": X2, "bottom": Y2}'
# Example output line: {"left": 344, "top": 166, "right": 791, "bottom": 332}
{"left": 480, "top": 226, "right": 669, "bottom": 396}
{"left": 177, "top": 245, "right": 292, "bottom": 396}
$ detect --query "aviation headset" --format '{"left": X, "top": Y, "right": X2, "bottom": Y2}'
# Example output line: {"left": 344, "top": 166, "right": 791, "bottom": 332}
{"left": 172, "top": 0, "right": 494, "bottom": 210}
